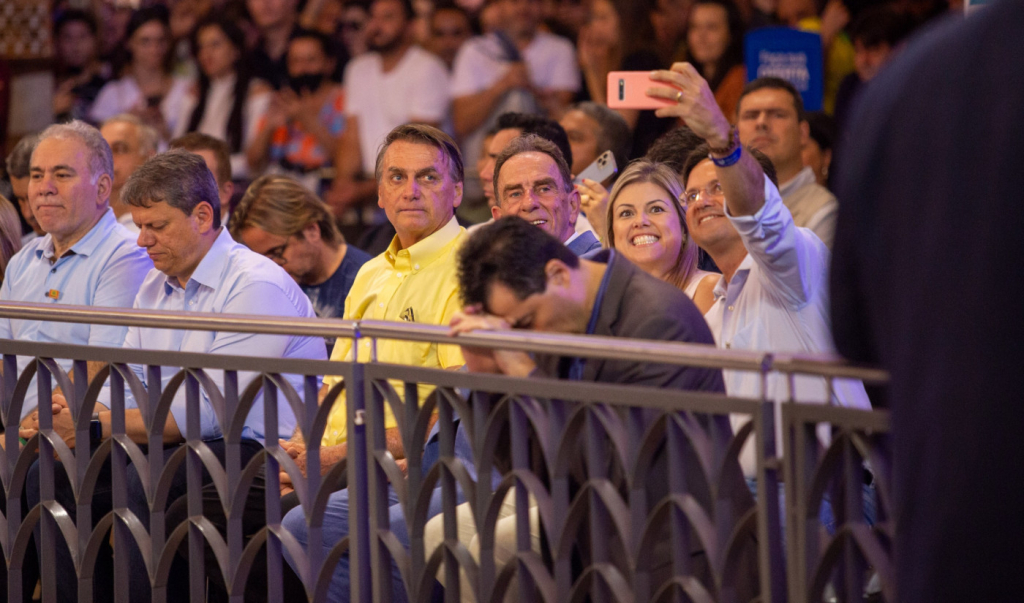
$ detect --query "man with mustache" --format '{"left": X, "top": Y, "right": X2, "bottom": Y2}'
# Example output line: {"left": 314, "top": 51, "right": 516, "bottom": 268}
{"left": 736, "top": 77, "right": 839, "bottom": 248}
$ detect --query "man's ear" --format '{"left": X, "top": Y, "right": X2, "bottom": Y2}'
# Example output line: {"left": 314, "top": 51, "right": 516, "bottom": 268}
{"left": 302, "top": 220, "right": 321, "bottom": 242}
{"left": 95, "top": 173, "right": 112, "bottom": 206}
{"left": 567, "top": 187, "right": 581, "bottom": 227}
{"left": 193, "top": 201, "right": 216, "bottom": 233}
{"left": 544, "top": 258, "right": 571, "bottom": 289}
{"left": 490, "top": 203, "right": 504, "bottom": 221}
{"left": 452, "top": 181, "right": 463, "bottom": 209}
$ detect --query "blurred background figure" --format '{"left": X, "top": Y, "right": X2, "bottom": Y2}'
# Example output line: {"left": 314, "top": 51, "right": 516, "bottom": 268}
{"left": 834, "top": 5, "right": 914, "bottom": 131}
{"left": 0, "top": 195, "right": 24, "bottom": 285}
{"left": 802, "top": 111, "right": 834, "bottom": 189}
{"left": 52, "top": 9, "right": 112, "bottom": 124}
{"left": 775, "top": 0, "right": 853, "bottom": 114}
{"left": 686, "top": 0, "right": 746, "bottom": 121}
{"left": 559, "top": 101, "right": 631, "bottom": 238}
{"left": 451, "top": 0, "right": 580, "bottom": 216}
{"left": 338, "top": 0, "right": 372, "bottom": 58}
{"left": 245, "top": 0, "right": 303, "bottom": 89}
{"left": 576, "top": 0, "right": 683, "bottom": 157}
{"left": 90, "top": 6, "right": 192, "bottom": 141}
{"left": 168, "top": 0, "right": 213, "bottom": 78}
{"left": 174, "top": 16, "right": 272, "bottom": 179}
{"left": 170, "top": 132, "right": 237, "bottom": 218}
{"left": 327, "top": 0, "right": 452, "bottom": 222}
{"left": 428, "top": 3, "right": 474, "bottom": 69}
{"left": 96, "top": 0, "right": 136, "bottom": 72}
{"left": 100, "top": 114, "right": 159, "bottom": 232}
{"left": 3, "top": 134, "right": 44, "bottom": 245}
{"left": 246, "top": 29, "right": 345, "bottom": 192}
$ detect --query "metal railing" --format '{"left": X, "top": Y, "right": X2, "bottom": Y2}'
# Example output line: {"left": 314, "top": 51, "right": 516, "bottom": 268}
{"left": 0, "top": 302, "right": 892, "bottom": 603}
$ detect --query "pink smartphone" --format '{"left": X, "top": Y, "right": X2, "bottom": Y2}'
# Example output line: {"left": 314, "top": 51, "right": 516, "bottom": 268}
{"left": 607, "top": 71, "right": 678, "bottom": 110}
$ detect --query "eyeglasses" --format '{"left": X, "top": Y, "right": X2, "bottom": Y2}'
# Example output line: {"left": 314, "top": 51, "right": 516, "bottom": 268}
{"left": 683, "top": 180, "right": 724, "bottom": 206}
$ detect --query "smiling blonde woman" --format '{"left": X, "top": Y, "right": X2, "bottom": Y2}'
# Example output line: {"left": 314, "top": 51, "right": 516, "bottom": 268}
{"left": 606, "top": 160, "right": 719, "bottom": 313}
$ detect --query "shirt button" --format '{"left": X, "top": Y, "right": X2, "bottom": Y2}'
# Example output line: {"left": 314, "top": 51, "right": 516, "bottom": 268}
{"left": 414, "top": 264, "right": 420, "bottom": 270}
{"left": 727, "top": 305, "right": 734, "bottom": 311}
{"left": 378, "top": 303, "right": 384, "bottom": 308}
{"left": 189, "top": 300, "right": 196, "bottom": 306}
{"left": 51, "top": 269, "right": 56, "bottom": 274}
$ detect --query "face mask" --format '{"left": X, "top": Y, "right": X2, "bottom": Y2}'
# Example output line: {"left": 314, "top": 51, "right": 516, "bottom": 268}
{"left": 288, "top": 73, "right": 325, "bottom": 95}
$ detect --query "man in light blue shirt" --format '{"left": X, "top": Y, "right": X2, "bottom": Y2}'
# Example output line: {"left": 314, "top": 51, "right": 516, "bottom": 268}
{"left": 24, "top": 149, "right": 326, "bottom": 603}
{"left": 0, "top": 120, "right": 152, "bottom": 428}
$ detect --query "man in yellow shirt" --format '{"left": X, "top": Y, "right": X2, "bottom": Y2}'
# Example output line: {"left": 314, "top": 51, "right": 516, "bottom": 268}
{"left": 282, "top": 123, "right": 468, "bottom": 602}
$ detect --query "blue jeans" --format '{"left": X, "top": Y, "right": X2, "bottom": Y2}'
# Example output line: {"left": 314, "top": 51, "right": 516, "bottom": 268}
{"left": 282, "top": 483, "right": 459, "bottom": 603}
{"left": 746, "top": 478, "right": 877, "bottom": 538}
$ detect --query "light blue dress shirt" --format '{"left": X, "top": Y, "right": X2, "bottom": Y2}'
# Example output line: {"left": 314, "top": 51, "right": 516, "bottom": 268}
{"left": 119, "top": 228, "right": 326, "bottom": 443}
{"left": 0, "top": 209, "right": 152, "bottom": 420}
{"left": 703, "top": 176, "right": 870, "bottom": 475}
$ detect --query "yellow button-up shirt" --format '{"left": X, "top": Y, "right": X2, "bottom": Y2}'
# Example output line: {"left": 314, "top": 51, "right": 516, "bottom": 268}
{"left": 322, "top": 217, "right": 466, "bottom": 445}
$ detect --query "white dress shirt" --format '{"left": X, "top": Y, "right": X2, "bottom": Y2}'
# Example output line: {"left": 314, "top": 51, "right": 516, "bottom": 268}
{"left": 703, "top": 176, "right": 870, "bottom": 474}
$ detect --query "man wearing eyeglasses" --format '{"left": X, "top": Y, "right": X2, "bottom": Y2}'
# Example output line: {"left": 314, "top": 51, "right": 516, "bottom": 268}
{"left": 648, "top": 63, "right": 871, "bottom": 476}
{"left": 229, "top": 174, "right": 372, "bottom": 352}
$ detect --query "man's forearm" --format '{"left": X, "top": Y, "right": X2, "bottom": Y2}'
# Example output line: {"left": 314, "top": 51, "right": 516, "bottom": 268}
{"left": 100, "top": 408, "right": 183, "bottom": 445}
{"left": 716, "top": 140, "right": 766, "bottom": 217}
{"left": 453, "top": 87, "right": 505, "bottom": 138}
{"left": 246, "top": 127, "right": 274, "bottom": 173}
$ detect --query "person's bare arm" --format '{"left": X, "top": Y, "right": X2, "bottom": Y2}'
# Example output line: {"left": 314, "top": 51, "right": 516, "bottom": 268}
{"left": 649, "top": 62, "right": 765, "bottom": 215}
{"left": 98, "top": 408, "right": 183, "bottom": 445}
{"left": 327, "top": 118, "right": 378, "bottom": 215}
{"left": 452, "top": 63, "right": 529, "bottom": 138}
{"left": 246, "top": 121, "right": 277, "bottom": 174}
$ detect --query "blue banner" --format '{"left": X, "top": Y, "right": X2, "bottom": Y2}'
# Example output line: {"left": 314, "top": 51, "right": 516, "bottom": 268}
{"left": 744, "top": 27, "right": 824, "bottom": 111}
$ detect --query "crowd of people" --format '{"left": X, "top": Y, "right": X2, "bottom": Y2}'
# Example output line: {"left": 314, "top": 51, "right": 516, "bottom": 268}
{"left": 0, "top": 0, "right": 970, "bottom": 600}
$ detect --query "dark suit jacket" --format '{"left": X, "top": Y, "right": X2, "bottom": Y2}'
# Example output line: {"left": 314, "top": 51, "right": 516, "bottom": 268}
{"left": 565, "top": 230, "right": 603, "bottom": 257}
{"left": 831, "top": 3, "right": 1024, "bottom": 601}
{"left": 536, "top": 250, "right": 723, "bottom": 392}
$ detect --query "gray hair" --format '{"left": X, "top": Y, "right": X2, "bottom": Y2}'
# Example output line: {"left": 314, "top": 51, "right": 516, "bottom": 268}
{"left": 493, "top": 134, "right": 573, "bottom": 200}
{"left": 569, "top": 102, "right": 632, "bottom": 172}
{"left": 374, "top": 123, "right": 464, "bottom": 185}
{"left": 102, "top": 113, "right": 160, "bottom": 156}
{"left": 5, "top": 134, "right": 39, "bottom": 179}
{"left": 36, "top": 120, "right": 114, "bottom": 183}
{"left": 121, "top": 149, "right": 221, "bottom": 228}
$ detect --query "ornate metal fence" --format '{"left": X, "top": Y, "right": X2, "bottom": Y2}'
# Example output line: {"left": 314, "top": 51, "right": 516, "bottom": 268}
{"left": 0, "top": 302, "right": 890, "bottom": 603}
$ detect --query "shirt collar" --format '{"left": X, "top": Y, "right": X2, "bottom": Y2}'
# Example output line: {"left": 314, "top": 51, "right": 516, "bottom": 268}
{"left": 564, "top": 230, "right": 582, "bottom": 246}
{"left": 779, "top": 166, "right": 817, "bottom": 198}
{"left": 712, "top": 254, "right": 755, "bottom": 300}
{"left": 163, "top": 227, "right": 233, "bottom": 292}
{"left": 37, "top": 208, "right": 118, "bottom": 261}
{"left": 383, "top": 216, "right": 462, "bottom": 270}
